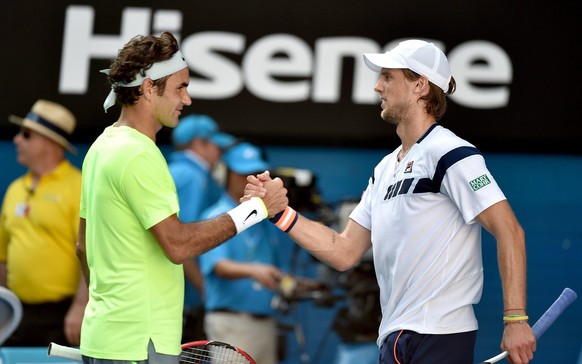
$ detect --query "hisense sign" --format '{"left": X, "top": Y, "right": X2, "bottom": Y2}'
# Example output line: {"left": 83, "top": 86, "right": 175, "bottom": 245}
{"left": 3, "top": 0, "right": 576, "bottom": 153}
{"left": 60, "top": 5, "right": 512, "bottom": 110}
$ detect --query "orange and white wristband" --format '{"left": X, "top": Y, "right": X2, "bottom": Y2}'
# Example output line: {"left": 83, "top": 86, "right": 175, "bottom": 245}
{"left": 227, "top": 197, "right": 268, "bottom": 233}
{"left": 269, "top": 206, "right": 298, "bottom": 233}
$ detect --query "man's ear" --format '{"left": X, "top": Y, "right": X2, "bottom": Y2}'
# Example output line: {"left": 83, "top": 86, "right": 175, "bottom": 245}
{"left": 141, "top": 78, "right": 156, "bottom": 100}
{"left": 416, "top": 76, "right": 430, "bottom": 95}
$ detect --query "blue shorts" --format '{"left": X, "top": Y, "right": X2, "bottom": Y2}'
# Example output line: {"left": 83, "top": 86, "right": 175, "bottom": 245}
{"left": 379, "top": 330, "right": 477, "bottom": 364}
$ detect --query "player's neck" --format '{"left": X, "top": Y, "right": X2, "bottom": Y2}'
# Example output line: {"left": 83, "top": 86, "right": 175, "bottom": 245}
{"left": 397, "top": 118, "right": 436, "bottom": 160}
{"left": 116, "top": 106, "right": 160, "bottom": 142}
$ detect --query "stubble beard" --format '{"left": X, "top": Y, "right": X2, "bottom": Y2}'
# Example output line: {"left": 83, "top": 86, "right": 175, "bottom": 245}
{"left": 381, "top": 108, "right": 398, "bottom": 126}
{"left": 380, "top": 99, "right": 410, "bottom": 127}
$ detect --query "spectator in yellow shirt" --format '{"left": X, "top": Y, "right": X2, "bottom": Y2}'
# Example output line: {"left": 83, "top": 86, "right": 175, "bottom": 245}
{"left": 0, "top": 99, "right": 87, "bottom": 346}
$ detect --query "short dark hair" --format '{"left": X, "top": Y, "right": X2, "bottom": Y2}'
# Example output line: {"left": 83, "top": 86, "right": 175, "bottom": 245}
{"left": 106, "top": 32, "right": 180, "bottom": 107}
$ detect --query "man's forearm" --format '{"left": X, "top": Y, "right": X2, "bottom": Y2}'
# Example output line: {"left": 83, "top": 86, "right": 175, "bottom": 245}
{"left": 497, "top": 230, "right": 527, "bottom": 311}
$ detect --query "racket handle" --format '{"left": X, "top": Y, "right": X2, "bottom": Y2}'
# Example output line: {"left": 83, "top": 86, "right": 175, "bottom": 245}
{"left": 48, "top": 342, "right": 82, "bottom": 361}
{"left": 479, "top": 287, "right": 577, "bottom": 364}
{"left": 531, "top": 287, "right": 577, "bottom": 339}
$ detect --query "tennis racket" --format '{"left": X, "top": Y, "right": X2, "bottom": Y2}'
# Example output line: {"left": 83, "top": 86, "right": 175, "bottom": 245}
{"left": 180, "top": 340, "right": 256, "bottom": 364}
{"left": 48, "top": 340, "right": 256, "bottom": 364}
{"left": 478, "top": 287, "right": 577, "bottom": 364}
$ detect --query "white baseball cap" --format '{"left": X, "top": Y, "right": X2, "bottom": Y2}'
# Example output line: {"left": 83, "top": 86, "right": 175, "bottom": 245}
{"left": 363, "top": 39, "right": 451, "bottom": 93}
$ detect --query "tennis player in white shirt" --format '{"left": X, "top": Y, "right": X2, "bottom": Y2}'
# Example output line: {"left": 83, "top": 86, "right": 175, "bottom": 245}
{"left": 244, "top": 39, "right": 536, "bottom": 364}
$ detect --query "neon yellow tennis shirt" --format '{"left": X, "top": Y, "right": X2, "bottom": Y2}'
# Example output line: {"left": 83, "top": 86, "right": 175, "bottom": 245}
{"left": 0, "top": 160, "right": 81, "bottom": 303}
{"left": 79, "top": 125, "right": 183, "bottom": 360}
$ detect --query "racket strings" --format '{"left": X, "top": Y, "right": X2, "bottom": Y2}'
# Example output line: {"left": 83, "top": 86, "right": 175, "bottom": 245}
{"left": 180, "top": 345, "right": 252, "bottom": 364}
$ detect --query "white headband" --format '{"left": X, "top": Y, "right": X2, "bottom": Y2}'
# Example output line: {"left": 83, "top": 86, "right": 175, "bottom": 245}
{"left": 101, "top": 50, "right": 188, "bottom": 113}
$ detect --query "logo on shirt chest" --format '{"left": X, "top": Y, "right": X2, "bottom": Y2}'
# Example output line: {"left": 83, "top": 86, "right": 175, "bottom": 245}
{"left": 384, "top": 160, "right": 415, "bottom": 200}
{"left": 404, "top": 161, "right": 414, "bottom": 173}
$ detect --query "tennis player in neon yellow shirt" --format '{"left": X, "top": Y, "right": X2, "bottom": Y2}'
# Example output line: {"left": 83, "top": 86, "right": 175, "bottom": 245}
{"left": 78, "top": 32, "right": 288, "bottom": 363}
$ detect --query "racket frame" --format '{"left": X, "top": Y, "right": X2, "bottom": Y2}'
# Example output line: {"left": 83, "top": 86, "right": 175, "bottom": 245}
{"left": 48, "top": 340, "right": 257, "bottom": 364}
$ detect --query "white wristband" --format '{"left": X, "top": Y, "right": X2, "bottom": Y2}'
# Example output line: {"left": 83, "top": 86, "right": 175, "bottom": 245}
{"left": 227, "top": 197, "right": 268, "bottom": 233}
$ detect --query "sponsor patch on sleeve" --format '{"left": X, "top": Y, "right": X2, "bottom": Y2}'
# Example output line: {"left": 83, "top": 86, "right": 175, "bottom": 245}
{"left": 469, "top": 174, "right": 491, "bottom": 191}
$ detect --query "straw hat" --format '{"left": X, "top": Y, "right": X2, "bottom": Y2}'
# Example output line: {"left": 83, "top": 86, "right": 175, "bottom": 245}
{"left": 8, "top": 99, "right": 77, "bottom": 154}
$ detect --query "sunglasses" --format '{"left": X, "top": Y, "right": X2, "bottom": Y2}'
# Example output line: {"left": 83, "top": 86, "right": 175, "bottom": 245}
{"left": 19, "top": 128, "right": 32, "bottom": 140}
